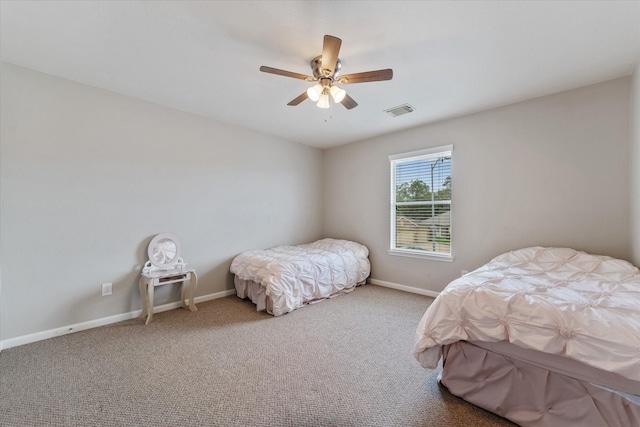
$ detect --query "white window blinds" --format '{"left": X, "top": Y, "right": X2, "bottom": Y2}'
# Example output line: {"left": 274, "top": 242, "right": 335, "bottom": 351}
{"left": 389, "top": 145, "right": 452, "bottom": 260}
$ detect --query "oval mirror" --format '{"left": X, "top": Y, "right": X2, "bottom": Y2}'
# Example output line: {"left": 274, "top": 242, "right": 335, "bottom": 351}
{"left": 147, "top": 233, "right": 181, "bottom": 268}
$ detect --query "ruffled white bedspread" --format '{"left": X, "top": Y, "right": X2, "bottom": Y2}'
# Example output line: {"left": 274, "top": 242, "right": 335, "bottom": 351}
{"left": 230, "top": 238, "right": 370, "bottom": 316}
{"left": 414, "top": 247, "right": 640, "bottom": 382}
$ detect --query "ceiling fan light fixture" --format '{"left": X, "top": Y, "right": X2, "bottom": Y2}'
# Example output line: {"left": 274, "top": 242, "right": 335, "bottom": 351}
{"left": 329, "top": 85, "right": 346, "bottom": 103}
{"left": 316, "top": 93, "right": 330, "bottom": 109}
{"left": 307, "top": 83, "right": 323, "bottom": 102}
{"left": 259, "top": 34, "right": 393, "bottom": 110}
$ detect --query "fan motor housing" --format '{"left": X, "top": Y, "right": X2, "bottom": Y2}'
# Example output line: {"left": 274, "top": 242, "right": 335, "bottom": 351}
{"left": 311, "top": 55, "right": 342, "bottom": 79}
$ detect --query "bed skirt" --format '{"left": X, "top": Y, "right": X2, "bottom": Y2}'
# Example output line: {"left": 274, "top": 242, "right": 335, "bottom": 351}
{"left": 440, "top": 341, "right": 640, "bottom": 427}
{"left": 234, "top": 276, "right": 364, "bottom": 315}
{"left": 234, "top": 278, "right": 273, "bottom": 314}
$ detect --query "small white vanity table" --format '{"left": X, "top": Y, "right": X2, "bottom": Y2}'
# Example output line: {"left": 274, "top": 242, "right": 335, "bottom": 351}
{"left": 139, "top": 233, "right": 198, "bottom": 325}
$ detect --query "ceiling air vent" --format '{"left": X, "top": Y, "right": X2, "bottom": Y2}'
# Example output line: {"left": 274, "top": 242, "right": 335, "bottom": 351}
{"left": 384, "top": 104, "right": 415, "bottom": 117}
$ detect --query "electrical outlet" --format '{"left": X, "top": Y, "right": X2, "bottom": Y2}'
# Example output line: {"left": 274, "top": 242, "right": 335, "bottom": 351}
{"left": 461, "top": 270, "right": 469, "bottom": 277}
{"left": 101, "top": 282, "right": 112, "bottom": 296}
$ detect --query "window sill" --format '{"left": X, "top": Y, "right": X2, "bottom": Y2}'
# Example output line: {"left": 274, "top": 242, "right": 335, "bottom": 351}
{"left": 388, "top": 248, "right": 454, "bottom": 262}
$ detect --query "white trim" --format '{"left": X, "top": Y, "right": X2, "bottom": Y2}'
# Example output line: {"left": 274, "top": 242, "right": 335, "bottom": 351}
{"left": 192, "top": 288, "right": 236, "bottom": 304}
{"left": 388, "top": 249, "right": 454, "bottom": 262}
{"left": 388, "top": 144, "right": 453, "bottom": 161}
{"left": 0, "top": 289, "right": 236, "bottom": 350}
{"left": 368, "top": 278, "right": 440, "bottom": 298}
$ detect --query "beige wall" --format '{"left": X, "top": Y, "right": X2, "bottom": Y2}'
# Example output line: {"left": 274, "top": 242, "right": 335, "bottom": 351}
{"left": 324, "top": 77, "right": 632, "bottom": 292}
{"left": 0, "top": 63, "right": 324, "bottom": 340}
{"left": 631, "top": 63, "right": 640, "bottom": 267}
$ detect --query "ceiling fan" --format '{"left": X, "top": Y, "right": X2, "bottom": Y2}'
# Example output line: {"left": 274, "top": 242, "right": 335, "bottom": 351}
{"left": 259, "top": 35, "right": 393, "bottom": 110}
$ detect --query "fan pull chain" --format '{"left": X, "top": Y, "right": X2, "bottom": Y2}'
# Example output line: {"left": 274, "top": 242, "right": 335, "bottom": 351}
{"left": 325, "top": 95, "right": 334, "bottom": 123}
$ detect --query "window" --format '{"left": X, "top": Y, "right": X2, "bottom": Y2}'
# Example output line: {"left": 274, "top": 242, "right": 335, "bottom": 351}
{"left": 389, "top": 145, "right": 453, "bottom": 261}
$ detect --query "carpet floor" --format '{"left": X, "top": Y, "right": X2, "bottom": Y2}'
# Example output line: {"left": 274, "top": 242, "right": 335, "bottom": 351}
{"left": 0, "top": 285, "right": 514, "bottom": 426}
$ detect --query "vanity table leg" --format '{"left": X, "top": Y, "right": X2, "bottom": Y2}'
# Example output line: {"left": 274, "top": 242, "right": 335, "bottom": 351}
{"left": 181, "top": 278, "right": 187, "bottom": 309}
{"left": 188, "top": 271, "right": 198, "bottom": 312}
{"left": 138, "top": 277, "right": 148, "bottom": 320}
{"left": 145, "top": 280, "right": 155, "bottom": 325}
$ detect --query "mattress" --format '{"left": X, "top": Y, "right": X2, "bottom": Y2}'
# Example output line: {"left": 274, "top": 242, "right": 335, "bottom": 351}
{"left": 414, "top": 247, "right": 640, "bottom": 382}
{"left": 230, "top": 238, "right": 370, "bottom": 316}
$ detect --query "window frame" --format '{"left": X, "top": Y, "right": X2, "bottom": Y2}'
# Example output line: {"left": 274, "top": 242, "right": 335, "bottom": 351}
{"left": 388, "top": 145, "right": 454, "bottom": 262}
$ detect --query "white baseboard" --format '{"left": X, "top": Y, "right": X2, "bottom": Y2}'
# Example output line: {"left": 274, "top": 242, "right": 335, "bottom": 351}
{"left": 0, "top": 289, "right": 236, "bottom": 351}
{"left": 1, "top": 283, "right": 431, "bottom": 351}
{"left": 367, "top": 278, "right": 440, "bottom": 298}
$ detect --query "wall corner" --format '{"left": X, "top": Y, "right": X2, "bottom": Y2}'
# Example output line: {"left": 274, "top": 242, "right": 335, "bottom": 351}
{"left": 630, "top": 61, "right": 640, "bottom": 267}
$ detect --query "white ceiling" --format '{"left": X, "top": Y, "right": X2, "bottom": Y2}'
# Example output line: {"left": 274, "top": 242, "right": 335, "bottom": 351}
{"left": 1, "top": 1, "right": 639, "bottom": 149}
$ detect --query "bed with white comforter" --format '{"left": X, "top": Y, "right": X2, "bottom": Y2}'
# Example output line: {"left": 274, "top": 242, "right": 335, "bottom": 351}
{"left": 414, "top": 247, "right": 640, "bottom": 426}
{"left": 230, "top": 238, "right": 370, "bottom": 316}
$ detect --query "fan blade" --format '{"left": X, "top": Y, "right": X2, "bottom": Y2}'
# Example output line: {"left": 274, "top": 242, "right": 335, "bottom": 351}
{"left": 321, "top": 35, "right": 342, "bottom": 77}
{"left": 260, "top": 66, "right": 313, "bottom": 81}
{"left": 287, "top": 92, "right": 308, "bottom": 106}
{"left": 340, "top": 69, "right": 393, "bottom": 84}
{"left": 340, "top": 93, "right": 358, "bottom": 110}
